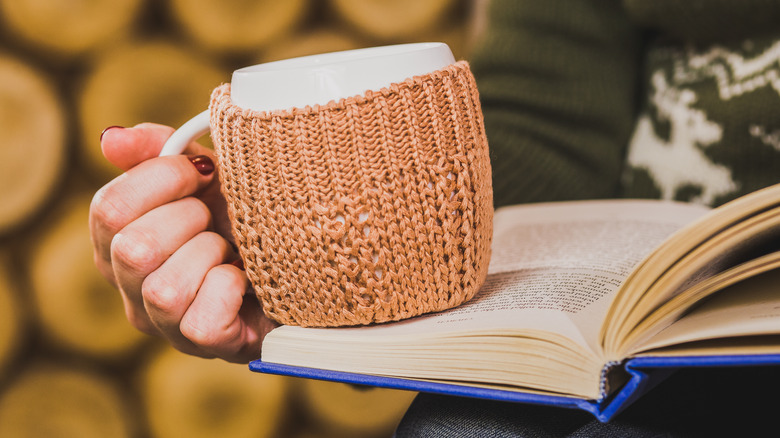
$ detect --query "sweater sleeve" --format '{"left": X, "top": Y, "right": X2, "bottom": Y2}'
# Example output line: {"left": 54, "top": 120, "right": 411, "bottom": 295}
{"left": 469, "top": 0, "right": 642, "bottom": 207}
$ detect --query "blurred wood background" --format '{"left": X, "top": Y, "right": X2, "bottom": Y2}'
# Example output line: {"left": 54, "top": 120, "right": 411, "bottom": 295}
{"left": 0, "top": 0, "right": 481, "bottom": 436}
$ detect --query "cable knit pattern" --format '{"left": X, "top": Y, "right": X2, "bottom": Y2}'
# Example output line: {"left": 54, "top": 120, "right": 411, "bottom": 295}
{"left": 209, "top": 61, "right": 493, "bottom": 327}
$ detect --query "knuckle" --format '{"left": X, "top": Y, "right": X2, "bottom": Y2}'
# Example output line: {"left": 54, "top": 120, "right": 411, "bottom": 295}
{"left": 208, "top": 263, "right": 241, "bottom": 286}
{"left": 111, "top": 231, "right": 162, "bottom": 275}
{"left": 91, "top": 184, "right": 131, "bottom": 233}
{"left": 180, "top": 266, "right": 245, "bottom": 349}
{"left": 180, "top": 317, "right": 220, "bottom": 348}
{"left": 142, "top": 274, "right": 180, "bottom": 314}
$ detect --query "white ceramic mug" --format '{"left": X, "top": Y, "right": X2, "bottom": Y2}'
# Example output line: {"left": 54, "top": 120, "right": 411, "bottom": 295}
{"left": 159, "top": 42, "right": 455, "bottom": 156}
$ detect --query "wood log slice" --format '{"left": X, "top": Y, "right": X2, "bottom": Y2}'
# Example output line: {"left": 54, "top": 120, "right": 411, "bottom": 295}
{"left": 330, "top": 0, "right": 456, "bottom": 41}
{"left": 169, "top": 0, "right": 308, "bottom": 53}
{"left": 142, "top": 347, "right": 290, "bottom": 438}
{"left": 78, "top": 41, "right": 225, "bottom": 180}
{"left": 28, "top": 194, "right": 149, "bottom": 358}
{"left": 300, "top": 379, "right": 417, "bottom": 436}
{"left": 261, "top": 28, "right": 364, "bottom": 63}
{"left": 0, "top": 364, "right": 133, "bottom": 438}
{"left": 0, "top": 54, "right": 65, "bottom": 234}
{"left": 0, "top": 0, "right": 143, "bottom": 55}
{"left": 0, "top": 254, "right": 25, "bottom": 376}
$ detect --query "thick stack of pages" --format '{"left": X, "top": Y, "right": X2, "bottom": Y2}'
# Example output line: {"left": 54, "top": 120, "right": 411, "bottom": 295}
{"left": 252, "top": 183, "right": 780, "bottom": 421}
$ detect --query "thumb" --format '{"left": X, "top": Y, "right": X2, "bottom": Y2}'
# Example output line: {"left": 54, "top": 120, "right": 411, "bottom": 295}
{"left": 101, "top": 122, "right": 212, "bottom": 172}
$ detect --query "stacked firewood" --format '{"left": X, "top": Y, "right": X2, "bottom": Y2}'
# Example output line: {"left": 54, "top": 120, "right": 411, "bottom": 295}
{"left": 0, "top": 0, "right": 474, "bottom": 436}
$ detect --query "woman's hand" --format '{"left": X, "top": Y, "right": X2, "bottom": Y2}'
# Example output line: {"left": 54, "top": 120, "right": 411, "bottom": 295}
{"left": 89, "top": 123, "right": 276, "bottom": 363}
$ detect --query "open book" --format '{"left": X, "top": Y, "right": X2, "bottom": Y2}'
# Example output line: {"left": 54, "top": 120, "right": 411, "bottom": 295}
{"left": 251, "top": 183, "right": 780, "bottom": 421}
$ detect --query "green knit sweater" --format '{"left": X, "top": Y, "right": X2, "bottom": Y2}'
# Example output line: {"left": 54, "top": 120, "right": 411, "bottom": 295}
{"left": 471, "top": 0, "right": 780, "bottom": 208}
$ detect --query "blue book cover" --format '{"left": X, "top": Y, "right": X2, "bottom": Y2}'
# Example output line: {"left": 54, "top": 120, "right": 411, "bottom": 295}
{"left": 251, "top": 354, "right": 780, "bottom": 422}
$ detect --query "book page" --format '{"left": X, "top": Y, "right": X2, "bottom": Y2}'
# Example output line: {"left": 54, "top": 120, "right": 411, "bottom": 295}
{"left": 633, "top": 336, "right": 780, "bottom": 358}
{"left": 637, "top": 268, "right": 780, "bottom": 352}
{"left": 485, "top": 200, "right": 707, "bottom": 352}
{"left": 607, "top": 205, "right": 780, "bottom": 355}
{"left": 604, "top": 183, "right": 780, "bottom": 351}
{"left": 621, "top": 251, "right": 780, "bottom": 355}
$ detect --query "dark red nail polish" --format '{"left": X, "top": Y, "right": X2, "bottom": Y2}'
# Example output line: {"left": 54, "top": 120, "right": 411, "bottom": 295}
{"left": 230, "top": 259, "right": 245, "bottom": 270}
{"left": 100, "top": 125, "right": 123, "bottom": 142}
{"left": 189, "top": 155, "right": 215, "bottom": 175}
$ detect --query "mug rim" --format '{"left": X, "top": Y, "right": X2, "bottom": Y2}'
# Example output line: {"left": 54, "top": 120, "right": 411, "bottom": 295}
{"left": 235, "top": 42, "right": 449, "bottom": 74}
{"left": 230, "top": 42, "right": 455, "bottom": 112}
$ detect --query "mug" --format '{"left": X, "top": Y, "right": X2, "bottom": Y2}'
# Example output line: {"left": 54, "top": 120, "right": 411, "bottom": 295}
{"left": 163, "top": 43, "right": 493, "bottom": 327}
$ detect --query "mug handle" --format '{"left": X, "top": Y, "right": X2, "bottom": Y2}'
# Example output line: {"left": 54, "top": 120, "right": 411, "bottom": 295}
{"left": 158, "top": 110, "right": 210, "bottom": 156}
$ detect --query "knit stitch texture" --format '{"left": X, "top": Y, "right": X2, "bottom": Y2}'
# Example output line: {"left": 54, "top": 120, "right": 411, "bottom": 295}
{"left": 210, "top": 61, "right": 493, "bottom": 327}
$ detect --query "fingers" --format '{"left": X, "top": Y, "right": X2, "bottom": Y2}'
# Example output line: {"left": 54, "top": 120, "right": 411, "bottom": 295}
{"left": 110, "top": 197, "right": 213, "bottom": 324}
{"left": 90, "top": 153, "right": 216, "bottom": 274}
{"left": 114, "top": 208, "right": 273, "bottom": 363}
{"left": 181, "top": 264, "right": 276, "bottom": 363}
{"left": 92, "top": 122, "right": 273, "bottom": 363}
{"left": 101, "top": 123, "right": 212, "bottom": 171}
{"left": 141, "top": 231, "right": 233, "bottom": 357}
{"left": 140, "top": 230, "right": 274, "bottom": 362}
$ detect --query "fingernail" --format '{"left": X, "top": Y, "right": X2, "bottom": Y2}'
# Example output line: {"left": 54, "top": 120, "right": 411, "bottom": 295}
{"left": 189, "top": 155, "right": 214, "bottom": 175}
{"left": 100, "top": 125, "right": 123, "bottom": 142}
{"left": 230, "top": 259, "right": 245, "bottom": 270}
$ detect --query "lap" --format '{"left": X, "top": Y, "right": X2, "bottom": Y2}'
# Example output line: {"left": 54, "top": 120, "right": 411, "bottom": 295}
{"left": 395, "top": 366, "right": 778, "bottom": 437}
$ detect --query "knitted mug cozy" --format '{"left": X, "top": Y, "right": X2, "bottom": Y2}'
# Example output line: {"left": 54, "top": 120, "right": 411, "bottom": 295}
{"left": 210, "top": 61, "right": 493, "bottom": 327}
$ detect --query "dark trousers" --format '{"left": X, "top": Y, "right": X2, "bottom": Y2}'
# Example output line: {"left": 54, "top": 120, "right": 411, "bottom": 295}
{"left": 395, "top": 366, "right": 779, "bottom": 437}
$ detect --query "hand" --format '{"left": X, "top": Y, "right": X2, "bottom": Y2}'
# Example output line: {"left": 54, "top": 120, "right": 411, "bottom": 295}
{"left": 89, "top": 123, "right": 277, "bottom": 363}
